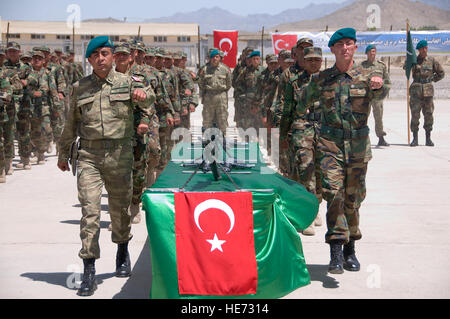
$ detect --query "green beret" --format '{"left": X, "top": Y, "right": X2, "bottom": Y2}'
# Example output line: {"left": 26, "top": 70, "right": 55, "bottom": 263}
{"left": 248, "top": 50, "right": 261, "bottom": 58}
{"left": 328, "top": 28, "right": 357, "bottom": 47}
{"left": 86, "top": 36, "right": 114, "bottom": 58}
{"left": 209, "top": 49, "right": 220, "bottom": 59}
{"left": 365, "top": 44, "right": 376, "bottom": 53}
{"left": 416, "top": 40, "right": 428, "bottom": 50}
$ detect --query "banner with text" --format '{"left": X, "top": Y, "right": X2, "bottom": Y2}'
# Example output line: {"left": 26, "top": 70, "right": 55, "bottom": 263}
{"left": 271, "top": 31, "right": 450, "bottom": 58}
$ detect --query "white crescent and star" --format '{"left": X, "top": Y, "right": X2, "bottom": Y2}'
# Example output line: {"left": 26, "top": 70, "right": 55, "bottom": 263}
{"left": 275, "top": 39, "right": 291, "bottom": 51}
{"left": 219, "top": 38, "right": 233, "bottom": 57}
{"left": 193, "top": 199, "right": 236, "bottom": 253}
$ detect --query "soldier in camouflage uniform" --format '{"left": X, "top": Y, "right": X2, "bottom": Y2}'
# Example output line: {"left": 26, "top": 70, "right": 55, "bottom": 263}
{"left": 173, "top": 51, "right": 198, "bottom": 130}
{"left": 408, "top": 40, "right": 445, "bottom": 147}
{"left": 273, "top": 40, "right": 313, "bottom": 177}
{"left": 281, "top": 47, "right": 324, "bottom": 236}
{"left": 198, "top": 49, "right": 232, "bottom": 135}
{"left": 0, "top": 66, "right": 13, "bottom": 183}
{"left": 234, "top": 50, "right": 265, "bottom": 132}
{"left": 154, "top": 48, "right": 178, "bottom": 177}
{"left": 360, "top": 45, "right": 391, "bottom": 146}
{"left": 301, "top": 28, "right": 389, "bottom": 274}
{"left": 57, "top": 36, "right": 155, "bottom": 297}
{"left": 2, "top": 42, "right": 29, "bottom": 174}
{"left": 232, "top": 47, "right": 253, "bottom": 129}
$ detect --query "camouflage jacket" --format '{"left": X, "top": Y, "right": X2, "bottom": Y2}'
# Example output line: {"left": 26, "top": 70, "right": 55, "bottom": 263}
{"left": 234, "top": 64, "right": 264, "bottom": 107}
{"left": 2, "top": 59, "right": 30, "bottom": 99}
{"left": 25, "top": 68, "right": 53, "bottom": 117}
{"left": 256, "top": 67, "right": 280, "bottom": 117}
{"left": 0, "top": 68, "right": 13, "bottom": 122}
{"left": 280, "top": 70, "right": 320, "bottom": 139}
{"left": 301, "top": 63, "right": 389, "bottom": 164}
{"left": 58, "top": 69, "right": 156, "bottom": 162}
{"left": 360, "top": 59, "right": 391, "bottom": 100}
{"left": 174, "top": 66, "right": 198, "bottom": 111}
{"left": 409, "top": 56, "right": 445, "bottom": 98}
{"left": 272, "top": 63, "right": 304, "bottom": 127}
{"left": 158, "top": 66, "right": 181, "bottom": 117}
{"left": 231, "top": 60, "right": 247, "bottom": 98}
{"left": 198, "top": 62, "right": 232, "bottom": 98}
{"left": 48, "top": 62, "right": 67, "bottom": 95}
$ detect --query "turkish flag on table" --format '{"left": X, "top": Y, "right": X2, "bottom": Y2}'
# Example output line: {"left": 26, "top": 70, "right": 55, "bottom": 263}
{"left": 213, "top": 30, "right": 238, "bottom": 68}
{"left": 175, "top": 192, "right": 257, "bottom": 295}
{"left": 272, "top": 34, "right": 298, "bottom": 55}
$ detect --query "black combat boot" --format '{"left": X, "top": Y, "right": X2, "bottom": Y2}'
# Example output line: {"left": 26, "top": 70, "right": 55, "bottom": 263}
{"left": 377, "top": 136, "right": 389, "bottom": 147}
{"left": 343, "top": 239, "right": 360, "bottom": 272}
{"left": 328, "top": 240, "right": 344, "bottom": 274}
{"left": 425, "top": 131, "right": 434, "bottom": 147}
{"left": 116, "top": 241, "right": 132, "bottom": 277}
{"left": 78, "top": 258, "right": 97, "bottom": 296}
{"left": 410, "top": 131, "right": 418, "bottom": 147}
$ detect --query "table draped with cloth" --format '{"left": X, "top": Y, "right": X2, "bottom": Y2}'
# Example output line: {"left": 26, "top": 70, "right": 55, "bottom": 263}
{"left": 142, "top": 141, "right": 319, "bottom": 299}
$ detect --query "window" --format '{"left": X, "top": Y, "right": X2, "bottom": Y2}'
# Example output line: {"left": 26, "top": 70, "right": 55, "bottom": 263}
{"left": 8, "top": 33, "right": 20, "bottom": 39}
{"left": 81, "top": 35, "right": 94, "bottom": 40}
{"left": 57, "top": 35, "right": 71, "bottom": 40}
{"left": 31, "top": 34, "right": 45, "bottom": 40}
{"left": 109, "top": 35, "right": 119, "bottom": 42}
{"left": 130, "top": 36, "right": 143, "bottom": 42}
{"left": 177, "top": 36, "right": 190, "bottom": 42}
{"left": 154, "top": 36, "right": 167, "bottom": 43}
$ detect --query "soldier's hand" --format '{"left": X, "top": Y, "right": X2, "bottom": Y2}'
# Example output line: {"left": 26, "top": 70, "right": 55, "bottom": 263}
{"left": 181, "top": 107, "right": 188, "bottom": 116}
{"left": 262, "top": 117, "right": 267, "bottom": 126}
{"left": 33, "top": 91, "right": 42, "bottom": 98}
{"left": 370, "top": 76, "right": 383, "bottom": 90}
{"left": 57, "top": 161, "right": 70, "bottom": 172}
{"left": 250, "top": 106, "right": 258, "bottom": 115}
{"left": 58, "top": 93, "right": 64, "bottom": 100}
{"left": 137, "top": 123, "right": 149, "bottom": 135}
{"left": 132, "top": 89, "right": 147, "bottom": 102}
{"left": 189, "top": 104, "right": 196, "bottom": 112}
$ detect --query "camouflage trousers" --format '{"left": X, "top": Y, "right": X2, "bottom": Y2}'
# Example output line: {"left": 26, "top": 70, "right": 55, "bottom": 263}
{"left": 77, "top": 139, "right": 134, "bottom": 260}
{"left": 157, "top": 125, "right": 173, "bottom": 177}
{"left": 410, "top": 96, "right": 434, "bottom": 132}
{"left": 369, "top": 99, "right": 386, "bottom": 138}
{"left": 319, "top": 141, "right": 367, "bottom": 244}
{"left": 48, "top": 102, "right": 64, "bottom": 145}
{"left": 279, "top": 133, "right": 294, "bottom": 178}
{"left": 202, "top": 92, "right": 228, "bottom": 134}
{"left": 0, "top": 113, "right": 7, "bottom": 172}
{"left": 30, "top": 115, "right": 51, "bottom": 155}
{"left": 234, "top": 97, "right": 243, "bottom": 129}
{"left": 3, "top": 101, "right": 17, "bottom": 160}
{"left": 291, "top": 127, "right": 323, "bottom": 203}
{"left": 180, "top": 113, "right": 191, "bottom": 130}
{"left": 16, "top": 110, "right": 31, "bottom": 158}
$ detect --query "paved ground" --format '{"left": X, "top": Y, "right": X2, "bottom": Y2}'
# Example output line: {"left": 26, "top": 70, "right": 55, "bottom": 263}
{"left": 1, "top": 98, "right": 449, "bottom": 299}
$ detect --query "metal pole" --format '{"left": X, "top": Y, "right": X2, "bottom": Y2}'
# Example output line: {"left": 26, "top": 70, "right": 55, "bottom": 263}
{"left": 137, "top": 26, "right": 141, "bottom": 41}
{"left": 325, "top": 25, "right": 328, "bottom": 69}
{"left": 406, "top": 20, "right": 411, "bottom": 145}
{"left": 197, "top": 25, "right": 201, "bottom": 70}
{"left": 73, "top": 21, "right": 75, "bottom": 53}
{"left": 6, "top": 22, "right": 10, "bottom": 46}
{"left": 261, "top": 26, "right": 264, "bottom": 65}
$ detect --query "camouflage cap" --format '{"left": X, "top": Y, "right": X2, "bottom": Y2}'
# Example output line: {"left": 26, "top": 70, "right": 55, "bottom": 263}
{"left": 278, "top": 49, "right": 291, "bottom": 59}
{"left": 114, "top": 43, "right": 131, "bottom": 55}
{"left": 6, "top": 41, "right": 21, "bottom": 51}
{"left": 268, "top": 55, "right": 278, "bottom": 63}
{"left": 154, "top": 47, "right": 164, "bottom": 58}
{"left": 54, "top": 48, "right": 63, "bottom": 54}
{"left": 0, "top": 47, "right": 5, "bottom": 55}
{"left": 181, "top": 51, "right": 187, "bottom": 58}
{"left": 134, "top": 42, "right": 146, "bottom": 52}
{"left": 32, "top": 50, "right": 45, "bottom": 59}
{"left": 33, "top": 46, "right": 51, "bottom": 54}
{"left": 296, "top": 37, "right": 314, "bottom": 48}
{"left": 164, "top": 50, "right": 173, "bottom": 59}
{"left": 21, "top": 51, "right": 33, "bottom": 59}
{"left": 172, "top": 51, "right": 182, "bottom": 59}
{"left": 145, "top": 47, "right": 155, "bottom": 57}
{"left": 265, "top": 53, "right": 275, "bottom": 61}
{"left": 304, "top": 47, "right": 322, "bottom": 59}
{"left": 67, "top": 49, "right": 75, "bottom": 55}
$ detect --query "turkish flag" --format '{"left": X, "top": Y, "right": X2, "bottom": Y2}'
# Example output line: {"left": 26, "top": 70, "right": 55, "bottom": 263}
{"left": 213, "top": 30, "right": 238, "bottom": 68}
{"left": 175, "top": 192, "right": 257, "bottom": 295}
{"left": 272, "top": 34, "right": 298, "bottom": 55}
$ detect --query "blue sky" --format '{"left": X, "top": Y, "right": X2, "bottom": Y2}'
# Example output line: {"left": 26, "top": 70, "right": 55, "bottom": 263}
{"left": 1, "top": 0, "right": 348, "bottom": 21}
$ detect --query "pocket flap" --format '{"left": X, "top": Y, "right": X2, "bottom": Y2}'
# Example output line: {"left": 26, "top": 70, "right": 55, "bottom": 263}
{"left": 349, "top": 88, "right": 367, "bottom": 97}
{"left": 110, "top": 93, "right": 130, "bottom": 102}
{"left": 77, "top": 95, "right": 95, "bottom": 106}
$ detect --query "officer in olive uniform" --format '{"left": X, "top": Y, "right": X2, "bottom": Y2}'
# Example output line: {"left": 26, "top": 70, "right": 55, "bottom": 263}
{"left": 360, "top": 45, "right": 391, "bottom": 147}
{"left": 57, "top": 36, "right": 155, "bottom": 297}
{"left": 408, "top": 40, "right": 445, "bottom": 146}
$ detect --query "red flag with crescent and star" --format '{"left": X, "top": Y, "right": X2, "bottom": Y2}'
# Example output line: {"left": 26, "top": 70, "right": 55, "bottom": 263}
{"left": 175, "top": 192, "right": 257, "bottom": 295}
{"left": 213, "top": 30, "right": 238, "bottom": 68}
{"left": 272, "top": 33, "right": 298, "bottom": 55}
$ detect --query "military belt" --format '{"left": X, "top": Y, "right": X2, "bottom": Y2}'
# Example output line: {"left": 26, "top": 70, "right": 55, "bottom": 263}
{"left": 321, "top": 125, "right": 369, "bottom": 140}
{"left": 80, "top": 138, "right": 132, "bottom": 149}
{"left": 414, "top": 79, "right": 432, "bottom": 84}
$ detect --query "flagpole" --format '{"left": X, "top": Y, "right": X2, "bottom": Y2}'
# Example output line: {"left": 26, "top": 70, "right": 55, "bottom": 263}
{"left": 198, "top": 25, "right": 201, "bottom": 70}
{"left": 261, "top": 26, "right": 264, "bottom": 65}
{"left": 406, "top": 20, "right": 411, "bottom": 145}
